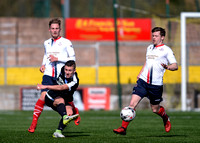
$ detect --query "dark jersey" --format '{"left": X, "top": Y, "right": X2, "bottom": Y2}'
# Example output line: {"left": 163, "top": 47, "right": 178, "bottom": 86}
{"left": 46, "top": 66, "right": 79, "bottom": 102}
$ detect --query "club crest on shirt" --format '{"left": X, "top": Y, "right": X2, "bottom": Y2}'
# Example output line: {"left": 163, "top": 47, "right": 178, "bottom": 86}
{"left": 159, "top": 48, "right": 164, "bottom": 51}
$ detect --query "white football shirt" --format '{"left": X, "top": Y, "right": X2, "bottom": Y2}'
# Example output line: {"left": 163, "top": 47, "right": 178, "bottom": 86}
{"left": 42, "top": 37, "right": 75, "bottom": 78}
{"left": 139, "top": 44, "right": 177, "bottom": 85}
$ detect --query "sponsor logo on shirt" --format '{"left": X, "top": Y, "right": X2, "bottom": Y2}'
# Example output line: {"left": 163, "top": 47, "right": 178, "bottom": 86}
{"left": 147, "top": 55, "right": 158, "bottom": 59}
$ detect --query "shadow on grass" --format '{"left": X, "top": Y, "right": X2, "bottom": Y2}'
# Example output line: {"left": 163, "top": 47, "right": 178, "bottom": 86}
{"left": 112, "top": 133, "right": 187, "bottom": 139}
{"left": 63, "top": 131, "right": 90, "bottom": 138}
{"left": 146, "top": 134, "right": 187, "bottom": 138}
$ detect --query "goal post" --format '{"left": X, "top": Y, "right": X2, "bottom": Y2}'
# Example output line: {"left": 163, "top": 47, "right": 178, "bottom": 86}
{"left": 181, "top": 12, "right": 200, "bottom": 111}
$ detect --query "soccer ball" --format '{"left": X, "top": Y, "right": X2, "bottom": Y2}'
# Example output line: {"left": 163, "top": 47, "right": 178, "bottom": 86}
{"left": 120, "top": 107, "right": 136, "bottom": 122}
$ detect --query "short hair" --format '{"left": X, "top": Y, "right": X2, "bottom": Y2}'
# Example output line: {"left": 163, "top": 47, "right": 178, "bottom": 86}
{"left": 151, "top": 27, "right": 166, "bottom": 37}
{"left": 65, "top": 60, "right": 76, "bottom": 69}
{"left": 49, "top": 18, "right": 61, "bottom": 28}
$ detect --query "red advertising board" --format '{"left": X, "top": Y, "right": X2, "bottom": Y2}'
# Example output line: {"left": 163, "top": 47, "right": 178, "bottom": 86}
{"left": 83, "top": 87, "right": 110, "bottom": 110}
{"left": 65, "top": 18, "right": 151, "bottom": 41}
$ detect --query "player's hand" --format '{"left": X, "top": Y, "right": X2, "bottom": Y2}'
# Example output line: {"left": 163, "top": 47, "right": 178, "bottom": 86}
{"left": 161, "top": 63, "right": 168, "bottom": 69}
{"left": 37, "top": 84, "right": 45, "bottom": 90}
{"left": 48, "top": 55, "right": 58, "bottom": 62}
{"left": 40, "top": 65, "right": 45, "bottom": 73}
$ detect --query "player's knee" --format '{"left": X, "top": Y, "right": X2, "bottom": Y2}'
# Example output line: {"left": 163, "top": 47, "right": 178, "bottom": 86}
{"left": 151, "top": 104, "right": 160, "bottom": 113}
{"left": 152, "top": 109, "right": 158, "bottom": 113}
{"left": 53, "top": 97, "right": 64, "bottom": 106}
{"left": 152, "top": 107, "right": 160, "bottom": 113}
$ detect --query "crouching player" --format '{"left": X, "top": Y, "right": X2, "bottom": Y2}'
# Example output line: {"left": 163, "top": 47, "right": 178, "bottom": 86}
{"left": 37, "top": 60, "right": 80, "bottom": 137}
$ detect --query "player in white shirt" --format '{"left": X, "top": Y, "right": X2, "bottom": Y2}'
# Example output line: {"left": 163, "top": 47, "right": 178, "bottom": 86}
{"left": 113, "top": 27, "right": 178, "bottom": 135}
{"left": 28, "top": 18, "right": 79, "bottom": 133}
{"left": 140, "top": 44, "right": 177, "bottom": 85}
{"left": 42, "top": 37, "right": 75, "bottom": 78}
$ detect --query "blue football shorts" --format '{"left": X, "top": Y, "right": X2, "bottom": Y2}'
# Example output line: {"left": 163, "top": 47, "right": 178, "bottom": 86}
{"left": 41, "top": 75, "right": 57, "bottom": 92}
{"left": 132, "top": 78, "right": 163, "bottom": 105}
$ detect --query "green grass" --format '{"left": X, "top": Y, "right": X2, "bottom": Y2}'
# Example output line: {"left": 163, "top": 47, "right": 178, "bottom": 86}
{"left": 0, "top": 110, "right": 200, "bottom": 143}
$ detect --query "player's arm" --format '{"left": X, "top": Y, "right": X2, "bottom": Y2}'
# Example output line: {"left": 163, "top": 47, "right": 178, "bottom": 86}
{"left": 58, "top": 41, "right": 76, "bottom": 62}
{"left": 161, "top": 63, "right": 178, "bottom": 71}
{"left": 37, "top": 84, "right": 69, "bottom": 91}
{"left": 40, "top": 44, "right": 47, "bottom": 73}
{"left": 137, "top": 62, "right": 146, "bottom": 80}
{"left": 163, "top": 48, "right": 178, "bottom": 71}
{"left": 37, "top": 74, "right": 78, "bottom": 91}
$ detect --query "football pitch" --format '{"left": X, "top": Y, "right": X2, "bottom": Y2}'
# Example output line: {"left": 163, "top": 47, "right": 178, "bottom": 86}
{"left": 0, "top": 110, "right": 199, "bottom": 143}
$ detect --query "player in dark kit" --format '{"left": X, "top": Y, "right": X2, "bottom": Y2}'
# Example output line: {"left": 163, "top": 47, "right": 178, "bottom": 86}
{"left": 37, "top": 60, "right": 80, "bottom": 137}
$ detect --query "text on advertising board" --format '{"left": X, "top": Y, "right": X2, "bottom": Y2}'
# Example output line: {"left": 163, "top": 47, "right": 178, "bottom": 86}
{"left": 65, "top": 18, "right": 151, "bottom": 41}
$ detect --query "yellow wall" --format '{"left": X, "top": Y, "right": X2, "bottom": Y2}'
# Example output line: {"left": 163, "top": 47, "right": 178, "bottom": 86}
{"left": 188, "top": 66, "right": 200, "bottom": 83}
{"left": 163, "top": 67, "right": 181, "bottom": 83}
{"left": 0, "top": 68, "right": 4, "bottom": 85}
{"left": 6, "top": 67, "right": 43, "bottom": 85}
{"left": 76, "top": 67, "right": 96, "bottom": 84}
{"left": 0, "top": 66, "right": 200, "bottom": 85}
{"left": 98, "top": 66, "right": 142, "bottom": 84}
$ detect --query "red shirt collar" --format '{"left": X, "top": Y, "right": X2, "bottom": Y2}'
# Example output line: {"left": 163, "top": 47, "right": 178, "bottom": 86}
{"left": 155, "top": 44, "right": 164, "bottom": 48}
{"left": 52, "top": 36, "right": 61, "bottom": 42}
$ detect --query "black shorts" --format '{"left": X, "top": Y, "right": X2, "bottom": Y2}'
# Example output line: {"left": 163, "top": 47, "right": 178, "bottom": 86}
{"left": 132, "top": 78, "right": 163, "bottom": 105}
{"left": 45, "top": 94, "right": 57, "bottom": 111}
{"left": 45, "top": 90, "right": 73, "bottom": 111}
